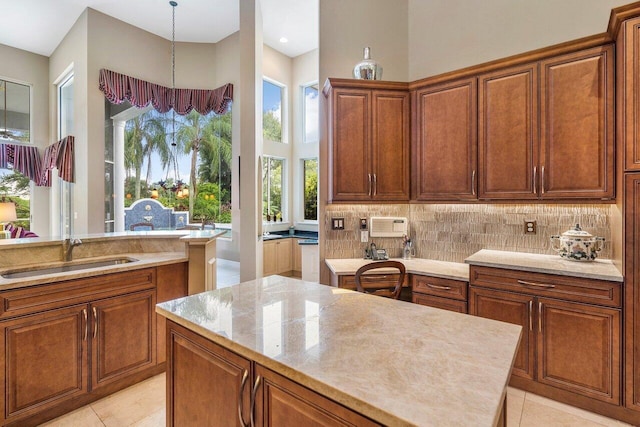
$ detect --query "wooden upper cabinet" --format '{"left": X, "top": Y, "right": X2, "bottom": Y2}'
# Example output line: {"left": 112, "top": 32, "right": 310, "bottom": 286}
{"left": 539, "top": 45, "right": 615, "bottom": 200}
{"left": 328, "top": 87, "right": 371, "bottom": 201}
{"left": 478, "top": 64, "right": 539, "bottom": 199}
{"left": 412, "top": 78, "right": 477, "bottom": 201}
{"left": 620, "top": 17, "right": 640, "bottom": 171}
{"left": 371, "top": 91, "right": 410, "bottom": 200}
{"left": 325, "top": 79, "right": 409, "bottom": 202}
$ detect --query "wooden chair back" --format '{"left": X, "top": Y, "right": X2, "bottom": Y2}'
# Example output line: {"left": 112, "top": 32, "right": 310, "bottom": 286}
{"left": 354, "top": 261, "right": 406, "bottom": 300}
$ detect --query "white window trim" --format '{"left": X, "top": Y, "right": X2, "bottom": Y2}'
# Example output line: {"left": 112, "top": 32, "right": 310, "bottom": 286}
{"left": 300, "top": 157, "right": 318, "bottom": 225}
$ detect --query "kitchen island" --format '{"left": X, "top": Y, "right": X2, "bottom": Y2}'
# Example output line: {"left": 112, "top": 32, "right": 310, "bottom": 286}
{"left": 157, "top": 275, "right": 522, "bottom": 426}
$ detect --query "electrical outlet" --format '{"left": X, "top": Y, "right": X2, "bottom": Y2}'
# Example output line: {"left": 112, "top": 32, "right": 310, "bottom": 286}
{"left": 331, "top": 217, "right": 345, "bottom": 230}
{"left": 360, "top": 218, "right": 368, "bottom": 230}
{"left": 360, "top": 230, "right": 368, "bottom": 242}
{"left": 524, "top": 220, "right": 537, "bottom": 234}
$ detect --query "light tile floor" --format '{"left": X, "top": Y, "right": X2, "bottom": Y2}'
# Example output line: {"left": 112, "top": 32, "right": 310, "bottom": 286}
{"left": 217, "top": 258, "right": 240, "bottom": 288}
{"left": 42, "top": 375, "right": 632, "bottom": 426}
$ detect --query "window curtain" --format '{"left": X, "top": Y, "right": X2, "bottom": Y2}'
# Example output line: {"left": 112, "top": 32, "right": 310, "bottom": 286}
{"left": 98, "top": 69, "right": 233, "bottom": 115}
{"left": 0, "top": 135, "right": 74, "bottom": 187}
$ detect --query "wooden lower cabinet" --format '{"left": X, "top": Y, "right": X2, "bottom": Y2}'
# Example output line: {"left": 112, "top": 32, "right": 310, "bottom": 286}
{"left": 411, "top": 275, "right": 468, "bottom": 313}
{"left": 254, "top": 364, "right": 379, "bottom": 426}
{"left": 469, "top": 287, "right": 534, "bottom": 380}
{"left": 469, "top": 266, "right": 622, "bottom": 411}
{"left": 91, "top": 290, "right": 156, "bottom": 390}
{"left": 0, "top": 305, "right": 87, "bottom": 425}
{"left": 157, "top": 263, "right": 188, "bottom": 364}
{"left": 263, "top": 239, "right": 293, "bottom": 276}
{"left": 166, "top": 320, "right": 380, "bottom": 427}
{"left": 0, "top": 265, "right": 182, "bottom": 426}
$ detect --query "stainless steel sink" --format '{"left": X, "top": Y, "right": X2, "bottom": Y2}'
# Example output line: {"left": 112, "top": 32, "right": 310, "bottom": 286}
{"left": 1, "top": 257, "right": 138, "bottom": 279}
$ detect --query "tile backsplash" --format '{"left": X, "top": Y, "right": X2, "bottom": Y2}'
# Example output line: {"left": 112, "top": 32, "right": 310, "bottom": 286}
{"left": 324, "top": 204, "right": 612, "bottom": 263}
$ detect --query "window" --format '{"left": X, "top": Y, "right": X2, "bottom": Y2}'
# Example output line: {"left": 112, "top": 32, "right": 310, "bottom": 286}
{"left": 0, "top": 79, "right": 32, "bottom": 230}
{"left": 262, "top": 156, "right": 284, "bottom": 220}
{"left": 303, "top": 83, "right": 318, "bottom": 143}
{"left": 263, "top": 79, "right": 284, "bottom": 143}
{"left": 303, "top": 158, "right": 317, "bottom": 221}
{"left": 57, "top": 71, "right": 74, "bottom": 237}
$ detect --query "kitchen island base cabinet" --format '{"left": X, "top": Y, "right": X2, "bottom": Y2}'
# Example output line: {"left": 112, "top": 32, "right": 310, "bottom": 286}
{"left": 166, "top": 320, "right": 381, "bottom": 427}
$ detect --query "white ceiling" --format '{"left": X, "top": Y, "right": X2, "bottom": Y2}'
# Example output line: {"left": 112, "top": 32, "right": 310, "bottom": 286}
{"left": 2, "top": 0, "right": 318, "bottom": 58}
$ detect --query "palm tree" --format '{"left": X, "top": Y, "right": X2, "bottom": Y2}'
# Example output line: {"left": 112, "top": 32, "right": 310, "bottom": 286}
{"left": 174, "top": 110, "right": 207, "bottom": 216}
{"left": 124, "top": 111, "right": 168, "bottom": 199}
{"left": 199, "top": 112, "right": 232, "bottom": 205}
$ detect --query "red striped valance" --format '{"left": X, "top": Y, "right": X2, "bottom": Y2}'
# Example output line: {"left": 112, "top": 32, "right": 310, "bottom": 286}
{"left": 98, "top": 69, "right": 233, "bottom": 115}
{"left": 0, "top": 136, "right": 74, "bottom": 187}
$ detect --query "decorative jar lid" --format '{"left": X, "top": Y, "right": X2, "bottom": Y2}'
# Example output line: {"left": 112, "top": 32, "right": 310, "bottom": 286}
{"left": 561, "top": 224, "right": 593, "bottom": 238}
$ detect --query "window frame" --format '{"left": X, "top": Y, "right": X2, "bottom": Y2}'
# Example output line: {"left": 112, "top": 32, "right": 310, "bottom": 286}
{"left": 262, "top": 77, "right": 288, "bottom": 144}
{"left": 301, "top": 157, "right": 318, "bottom": 223}
{"left": 56, "top": 69, "right": 74, "bottom": 237}
{"left": 302, "top": 82, "right": 319, "bottom": 144}
{"left": 262, "top": 155, "right": 286, "bottom": 222}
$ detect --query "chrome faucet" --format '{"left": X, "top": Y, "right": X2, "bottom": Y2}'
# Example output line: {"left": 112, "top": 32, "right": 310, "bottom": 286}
{"left": 64, "top": 238, "right": 83, "bottom": 262}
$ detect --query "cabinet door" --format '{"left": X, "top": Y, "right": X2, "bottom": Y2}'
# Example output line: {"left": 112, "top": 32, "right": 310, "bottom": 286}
{"left": 625, "top": 173, "right": 640, "bottom": 410}
{"left": 620, "top": 18, "right": 640, "bottom": 171}
{"left": 276, "top": 239, "right": 293, "bottom": 274}
{"left": 293, "top": 241, "right": 302, "bottom": 273}
{"left": 263, "top": 240, "right": 278, "bottom": 276}
{"left": 329, "top": 88, "right": 372, "bottom": 201}
{"left": 537, "top": 297, "right": 620, "bottom": 405}
{"left": 539, "top": 45, "right": 614, "bottom": 199}
{"left": 0, "top": 304, "right": 88, "bottom": 425}
{"left": 254, "top": 364, "right": 380, "bottom": 427}
{"left": 91, "top": 290, "right": 156, "bottom": 390}
{"left": 478, "top": 64, "right": 539, "bottom": 199}
{"left": 412, "top": 78, "right": 477, "bottom": 200}
{"left": 469, "top": 287, "right": 535, "bottom": 380}
{"left": 166, "top": 320, "right": 252, "bottom": 427}
{"left": 157, "top": 263, "right": 188, "bottom": 364}
{"left": 371, "top": 90, "right": 410, "bottom": 201}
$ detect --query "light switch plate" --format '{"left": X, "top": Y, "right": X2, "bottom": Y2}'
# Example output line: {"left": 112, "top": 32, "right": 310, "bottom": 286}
{"left": 331, "top": 217, "right": 345, "bottom": 230}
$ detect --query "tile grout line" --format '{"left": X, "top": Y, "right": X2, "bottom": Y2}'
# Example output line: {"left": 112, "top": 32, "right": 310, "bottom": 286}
{"left": 88, "top": 405, "right": 107, "bottom": 426}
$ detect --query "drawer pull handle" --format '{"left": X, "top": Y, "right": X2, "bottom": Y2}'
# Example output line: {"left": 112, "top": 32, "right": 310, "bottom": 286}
{"left": 250, "top": 375, "right": 261, "bottom": 427}
{"left": 426, "top": 283, "right": 452, "bottom": 291}
{"left": 238, "top": 370, "right": 249, "bottom": 427}
{"left": 83, "top": 308, "right": 88, "bottom": 341}
{"left": 529, "top": 301, "right": 532, "bottom": 331}
{"left": 92, "top": 307, "right": 98, "bottom": 338}
{"left": 517, "top": 280, "right": 555, "bottom": 289}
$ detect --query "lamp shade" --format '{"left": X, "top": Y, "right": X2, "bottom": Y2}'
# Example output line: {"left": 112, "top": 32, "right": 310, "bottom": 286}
{"left": 0, "top": 202, "right": 17, "bottom": 222}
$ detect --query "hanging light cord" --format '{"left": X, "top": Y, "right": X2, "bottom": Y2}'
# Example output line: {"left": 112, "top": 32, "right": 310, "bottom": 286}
{"left": 170, "top": 1, "right": 177, "bottom": 147}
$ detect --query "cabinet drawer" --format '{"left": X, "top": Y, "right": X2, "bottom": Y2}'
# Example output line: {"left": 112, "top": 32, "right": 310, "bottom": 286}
{"left": 412, "top": 293, "right": 467, "bottom": 313}
{"left": 470, "top": 266, "right": 621, "bottom": 308}
{"left": 411, "top": 275, "right": 467, "bottom": 301}
{"left": 0, "top": 268, "right": 156, "bottom": 320}
{"left": 339, "top": 274, "right": 408, "bottom": 290}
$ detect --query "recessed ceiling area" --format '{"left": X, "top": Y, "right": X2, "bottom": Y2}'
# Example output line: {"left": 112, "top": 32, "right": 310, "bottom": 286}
{"left": 2, "top": 0, "right": 318, "bottom": 58}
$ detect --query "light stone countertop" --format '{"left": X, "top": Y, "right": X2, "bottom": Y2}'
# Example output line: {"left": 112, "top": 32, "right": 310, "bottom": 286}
{"left": 325, "top": 257, "right": 469, "bottom": 281}
{"left": 0, "top": 252, "right": 188, "bottom": 290}
{"left": 157, "top": 275, "right": 522, "bottom": 426}
{"left": 465, "top": 249, "right": 623, "bottom": 282}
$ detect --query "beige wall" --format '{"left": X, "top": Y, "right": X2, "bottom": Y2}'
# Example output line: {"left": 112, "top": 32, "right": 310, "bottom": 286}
{"left": 408, "top": 0, "right": 631, "bottom": 80}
